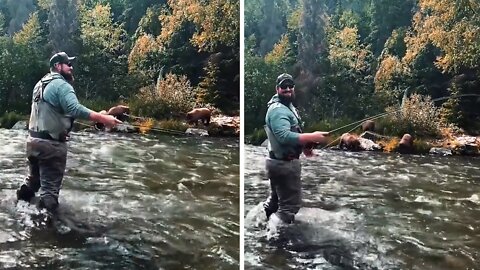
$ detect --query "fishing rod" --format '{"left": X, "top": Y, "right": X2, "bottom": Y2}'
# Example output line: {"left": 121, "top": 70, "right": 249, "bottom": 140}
{"left": 320, "top": 93, "right": 480, "bottom": 149}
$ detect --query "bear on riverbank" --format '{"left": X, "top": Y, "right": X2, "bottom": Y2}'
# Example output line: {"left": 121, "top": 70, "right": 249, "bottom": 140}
{"left": 398, "top": 133, "right": 414, "bottom": 154}
{"left": 186, "top": 108, "right": 211, "bottom": 126}
{"left": 361, "top": 120, "right": 375, "bottom": 132}
{"left": 339, "top": 133, "right": 362, "bottom": 151}
{"left": 107, "top": 105, "right": 130, "bottom": 121}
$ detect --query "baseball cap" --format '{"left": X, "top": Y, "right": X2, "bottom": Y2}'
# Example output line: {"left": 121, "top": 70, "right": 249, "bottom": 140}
{"left": 49, "top": 52, "right": 76, "bottom": 67}
{"left": 276, "top": 73, "right": 294, "bottom": 86}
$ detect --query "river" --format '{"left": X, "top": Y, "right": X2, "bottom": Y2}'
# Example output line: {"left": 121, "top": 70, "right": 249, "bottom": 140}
{"left": 244, "top": 144, "right": 480, "bottom": 269}
{"left": 0, "top": 128, "right": 239, "bottom": 270}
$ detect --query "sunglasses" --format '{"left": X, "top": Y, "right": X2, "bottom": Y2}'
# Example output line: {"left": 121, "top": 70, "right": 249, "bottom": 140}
{"left": 279, "top": 84, "right": 295, "bottom": 90}
{"left": 61, "top": 62, "right": 72, "bottom": 67}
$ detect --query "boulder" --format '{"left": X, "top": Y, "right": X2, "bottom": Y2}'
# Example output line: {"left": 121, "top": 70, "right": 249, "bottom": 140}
{"left": 185, "top": 128, "right": 209, "bottom": 136}
{"left": 208, "top": 115, "right": 240, "bottom": 136}
{"left": 359, "top": 131, "right": 389, "bottom": 142}
{"left": 11, "top": 121, "right": 28, "bottom": 130}
{"left": 429, "top": 147, "right": 452, "bottom": 156}
{"left": 452, "top": 136, "right": 479, "bottom": 155}
{"left": 111, "top": 122, "right": 137, "bottom": 133}
{"left": 358, "top": 137, "right": 382, "bottom": 151}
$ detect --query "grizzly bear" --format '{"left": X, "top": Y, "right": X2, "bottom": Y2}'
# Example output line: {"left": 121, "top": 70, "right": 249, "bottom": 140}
{"left": 361, "top": 120, "right": 375, "bottom": 132}
{"left": 107, "top": 105, "right": 130, "bottom": 121}
{"left": 339, "top": 133, "right": 362, "bottom": 151}
{"left": 398, "top": 133, "right": 414, "bottom": 154}
{"left": 186, "top": 108, "right": 211, "bottom": 126}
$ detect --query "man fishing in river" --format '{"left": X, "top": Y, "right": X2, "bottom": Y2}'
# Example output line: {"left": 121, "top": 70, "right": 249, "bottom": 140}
{"left": 263, "top": 73, "right": 329, "bottom": 228}
{"left": 16, "top": 52, "right": 121, "bottom": 214}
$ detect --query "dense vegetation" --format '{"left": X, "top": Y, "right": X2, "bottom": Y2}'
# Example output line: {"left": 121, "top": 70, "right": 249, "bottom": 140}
{"left": 0, "top": 0, "right": 239, "bottom": 124}
{"left": 245, "top": 0, "right": 480, "bottom": 140}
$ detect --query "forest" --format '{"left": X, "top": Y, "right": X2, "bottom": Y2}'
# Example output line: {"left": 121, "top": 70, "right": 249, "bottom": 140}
{"left": 0, "top": 0, "right": 239, "bottom": 125}
{"left": 245, "top": 0, "right": 480, "bottom": 141}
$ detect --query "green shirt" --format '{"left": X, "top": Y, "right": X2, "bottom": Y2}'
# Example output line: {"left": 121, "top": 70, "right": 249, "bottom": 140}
{"left": 265, "top": 94, "right": 303, "bottom": 158}
{"left": 42, "top": 72, "right": 92, "bottom": 119}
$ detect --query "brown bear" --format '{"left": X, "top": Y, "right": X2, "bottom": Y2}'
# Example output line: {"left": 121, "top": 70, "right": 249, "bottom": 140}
{"left": 398, "top": 133, "right": 414, "bottom": 154}
{"left": 339, "top": 133, "right": 362, "bottom": 151}
{"left": 107, "top": 105, "right": 130, "bottom": 121}
{"left": 186, "top": 108, "right": 211, "bottom": 126}
{"left": 361, "top": 120, "right": 375, "bottom": 132}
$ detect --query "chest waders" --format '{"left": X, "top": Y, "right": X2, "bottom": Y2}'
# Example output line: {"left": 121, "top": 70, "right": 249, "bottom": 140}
{"left": 265, "top": 102, "right": 303, "bottom": 160}
{"left": 264, "top": 100, "right": 304, "bottom": 224}
{"left": 29, "top": 74, "right": 74, "bottom": 142}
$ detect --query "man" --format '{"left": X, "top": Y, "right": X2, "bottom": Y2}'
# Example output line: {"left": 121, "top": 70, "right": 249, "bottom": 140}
{"left": 16, "top": 51, "right": 121, "bottom": 213}
{"left": 263, "top": 73, "right": 329, "bottom": 226}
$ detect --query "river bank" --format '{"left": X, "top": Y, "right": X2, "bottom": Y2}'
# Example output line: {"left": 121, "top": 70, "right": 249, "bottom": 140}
{"left": 6, "top": 114, "right": 240, "bottom": 137}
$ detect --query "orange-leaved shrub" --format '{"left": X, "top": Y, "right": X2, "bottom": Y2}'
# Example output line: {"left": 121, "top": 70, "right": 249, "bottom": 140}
{"left": 383, "top": 94, "right": 442, "bottom": 138}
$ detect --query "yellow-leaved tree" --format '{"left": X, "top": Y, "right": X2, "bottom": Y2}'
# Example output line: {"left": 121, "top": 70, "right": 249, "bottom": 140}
{"left": 404, "top": 0, "right": 480, "bottom": 74}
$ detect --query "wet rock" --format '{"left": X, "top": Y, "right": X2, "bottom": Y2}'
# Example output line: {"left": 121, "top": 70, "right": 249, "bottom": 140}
{"left": 359, "top": 131, "right": 389, "bottom": 142}
{"left": 452, "top": 136, "right": 479, "bottom": 156}
{"left": 111, "top": 122, "right": 137, "bottom": 133}
{"left": 11, "top": 121, "right": 27, "bottom": 130}
{"left": 186, "top": 128, "right": 209, "bottom": 136}
{"left": 429, "top": 147, "right": 452, "bottom": 156}
{"left": 358, "top": 137, "right": 381, "bottom": 151}
{"left": 208, "top": 115, "right": 240, "bottom": 136}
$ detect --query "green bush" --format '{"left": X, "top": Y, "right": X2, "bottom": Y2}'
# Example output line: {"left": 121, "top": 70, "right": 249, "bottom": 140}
{"left": 156, "top": 119, "right": 188, "bottom": 132}
{"left": 382, "top": 94, "right": 442, "bottom": 138}
{"left": 247, "top": 127, "right": 267, "bottom": 145}
{"left": 413, "top": 138, "right": 432, "bottom": 154}
{"left": 0, "top": 112, "right": 25, "bottom": 129}
{"left": 130, "top": 73, "right": 195, "bottom": 119}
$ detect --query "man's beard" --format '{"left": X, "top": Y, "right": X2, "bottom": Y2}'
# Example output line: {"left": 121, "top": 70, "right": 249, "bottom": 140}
{"left": 278, "top": 92, "right": 295, "bottom": 104}
{"left": 60, "top": 71, "right": 74, "bottom": 84}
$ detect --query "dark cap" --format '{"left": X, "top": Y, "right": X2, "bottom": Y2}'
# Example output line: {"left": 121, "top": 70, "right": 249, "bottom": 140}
{"left": 276, "top": 73, "right": 294, "bottom": 86}
{"left": 49, "top": 52, "right": 76, "bottom": 67}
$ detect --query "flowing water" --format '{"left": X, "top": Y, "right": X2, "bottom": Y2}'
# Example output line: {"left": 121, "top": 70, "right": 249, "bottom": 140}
{"left": 0, "top": 128, "right": 239, "bottom": 270}
{"left": 244, "top": 144, "right": 480, "bottom": 270}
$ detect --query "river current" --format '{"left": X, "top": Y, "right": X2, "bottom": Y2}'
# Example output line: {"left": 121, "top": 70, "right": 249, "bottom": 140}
{"left": 244, "top": 144, "right": 480, "bottom": 269}
{"left": 0, "top": 129, "right": 239, "bottom": 269}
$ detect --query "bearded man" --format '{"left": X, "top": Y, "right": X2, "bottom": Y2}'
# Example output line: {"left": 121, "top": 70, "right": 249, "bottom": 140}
{"left": 263, "top": 73, "right": 329, "bottom": 227}
{"left": 16, "top": 52, "right": 121, "bottom": 213}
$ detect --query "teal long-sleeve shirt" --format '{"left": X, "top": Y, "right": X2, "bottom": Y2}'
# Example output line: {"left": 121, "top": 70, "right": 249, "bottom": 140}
{"left": 42, "top": 72, "right": 92, "bottom": 119}
{"left": 265, "top": 94, "right": 301, "bottom": 146}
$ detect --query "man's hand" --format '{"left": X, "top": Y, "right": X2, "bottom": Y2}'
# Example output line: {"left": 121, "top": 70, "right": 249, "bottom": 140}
{"left": 89, "top": 111, "right": 122, "bottom": 128}
{"left": 103, "top": 115, "right": 122, "bottom": 128}
{"left": 312, "top": 131, "right": 330, "bottom": 142}
{"left": 299, "top": 131, "right": 330, "bottom": 145}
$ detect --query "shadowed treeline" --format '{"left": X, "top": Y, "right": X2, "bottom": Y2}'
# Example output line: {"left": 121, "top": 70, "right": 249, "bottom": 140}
{"left": 245, "top": 0, "right": 480, "bottom": 136}
{"left": 0, "top": 0, "right": 239, "bottom": 119}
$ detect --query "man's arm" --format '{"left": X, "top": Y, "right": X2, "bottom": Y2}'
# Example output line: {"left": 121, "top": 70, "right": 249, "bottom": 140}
{"left": 269, "top": 107, "right": 329, "bottom": 145}
{"left": 89, "top": 111, "right": 122, "bottom": 127}
{"left": 298, "top": 131, "right": 329, "bottom": 145}
{"left": 269, "top": 108, "right": 301, "bottom": 145}
{"left": 58, "top": 82, "right": 121, "bottom": 127}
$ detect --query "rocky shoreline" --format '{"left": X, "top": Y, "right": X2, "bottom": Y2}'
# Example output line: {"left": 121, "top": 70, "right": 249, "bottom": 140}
{"left": 8, "top": 115, "right": 240, "bottom": 137}
{"left": 331, "top": 131, "right": 480, "bottom": 157}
